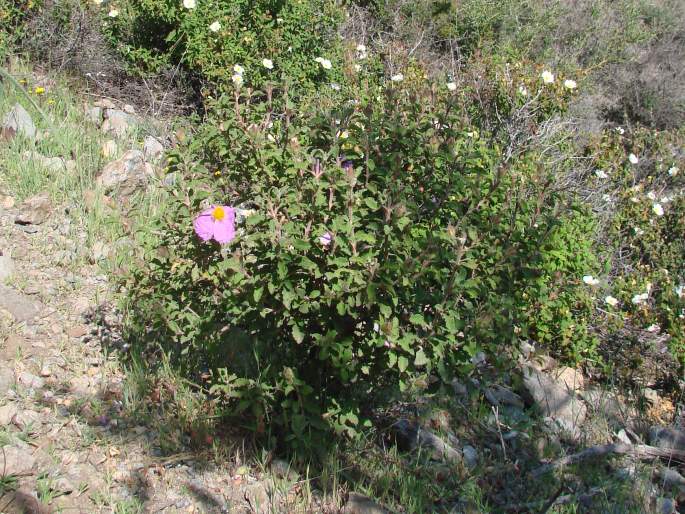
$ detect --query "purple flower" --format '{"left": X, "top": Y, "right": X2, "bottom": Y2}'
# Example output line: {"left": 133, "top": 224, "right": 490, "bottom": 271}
{"left": 341, "top": 160, "right": 354, "bottom": 172}
{"left": 319, "top": 232, "right": 332, "bottom": 246}
{"left": 194, "top": 205, "right": 236, "bottom": 244}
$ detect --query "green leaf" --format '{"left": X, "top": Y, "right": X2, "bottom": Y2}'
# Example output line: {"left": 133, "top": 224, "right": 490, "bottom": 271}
{"left": 364, "top": 197, "right": 379, "bottom": 210}
{"left": 254, "top": 286, "right": 264, "bottom": 303}
{"left": 398, "top": 356, "right": 409, "bottom": 373}
{"left": 414, "top": 349, "right": 429, "bottom": 367}
{"left": 292, "top": 324, "right": 304, "bottom": 344}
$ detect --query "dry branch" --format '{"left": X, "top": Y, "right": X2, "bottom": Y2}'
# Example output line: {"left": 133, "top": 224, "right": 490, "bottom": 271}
{"left": 532, "top": 442, "right": 685, "bottom": 478}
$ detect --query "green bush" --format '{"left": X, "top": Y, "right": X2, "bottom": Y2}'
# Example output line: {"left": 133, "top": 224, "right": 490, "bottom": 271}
{"left": 100, "top": 0, "right": 345, "bottom": 95}
{"left": 123, "top": 63, "right": 595, "bottom": 448}
{"left": 0, "top": 0, "right": 41, "bottom": 57}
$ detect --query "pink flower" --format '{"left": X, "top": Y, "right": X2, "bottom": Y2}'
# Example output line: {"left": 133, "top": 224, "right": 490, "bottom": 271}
{"left": 319, "top": 232, "right": 332, "bottom": 246}
{"left": 194, "top": 205, "right": 236, "bottom": 244}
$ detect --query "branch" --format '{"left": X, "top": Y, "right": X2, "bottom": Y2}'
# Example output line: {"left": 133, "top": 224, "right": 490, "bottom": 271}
{"left": 532, "top": 442, "right": 685, "bottom": 478}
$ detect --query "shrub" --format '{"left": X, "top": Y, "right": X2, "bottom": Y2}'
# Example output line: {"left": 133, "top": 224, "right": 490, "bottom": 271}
{"left": 123, "top": 63, "right": 596, "bottom": 449}
{"left": 101, "top": 0, "right": 345, "bottom": 96}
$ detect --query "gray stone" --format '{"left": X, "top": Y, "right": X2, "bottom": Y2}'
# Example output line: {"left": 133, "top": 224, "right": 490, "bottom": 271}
{"left": 650, "top": 426, "right": 685, "bottom": 452}
{"left": 87, "top": 106, "right": 102, "bottom": 124}
{"left": 143, "top": 135, "right": 164, "bottom": 161}
{"left": 13, "top": 410, "right": 41, "bottom": 431}
{"left": 485, "top": 385, "right": 524, "bottom": 408}
{"left": 16, "top": 371, "right": 44, "bottom": 390}
{"left": 462, "top": 445, "right": 478, "bottom": 468}
{"left": 102, "top": 109, "right": 133, "bottom": 137}
{"left": 342, "top": 493, "right": 389, "bottom": 514}
{"left": 656, "top": 497, "right": 676, "bottom": 514}
{"left": 0, "top": 403, "right": 17, "bottom": 426}
{"left": 96, "top": 150, "right": 153, "bottom": 197}
{"left": 0, "top": 285, "right": 44, "bottom": 322}
{"left": 522, "top": 365, "right": 587, "bottom": 440}
{"left": 0, "top": 445, "right": 35, "bottom": 476}
{"left": 93, "top": 98, "right": 116, "bottom": 109}
{"left": 14, "top": 192, "right": 52, "bottom": 225}
{"left": 0, "top": 365, "right": 14, "bottom": 395}
{"left": 24, "top": 151, "right": 71, "bottom": 173}
{"left": 391, "top": 419, "right": 462, "bottom": 464}
{"left": 0, "top": 253, "right": 14, "bottom": 283}
{"left": 2, "top": 103, "right": 36, "bottom": 140}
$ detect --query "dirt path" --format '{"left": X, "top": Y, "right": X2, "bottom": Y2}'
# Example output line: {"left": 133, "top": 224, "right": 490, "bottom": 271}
{"left": 0, "top": 198, "right": 289, "bottom": 513}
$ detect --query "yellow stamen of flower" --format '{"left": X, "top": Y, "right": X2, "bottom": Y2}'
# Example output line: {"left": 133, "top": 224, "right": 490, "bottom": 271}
{"left": 212, "top": 206, "right": 225, "bottom": 221}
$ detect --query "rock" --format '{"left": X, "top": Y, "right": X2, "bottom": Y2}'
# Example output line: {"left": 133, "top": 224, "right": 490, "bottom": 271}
{"left": 0, "top": 403, "right": 18, "bottom": 425}
{"left": 0, "top": 365, "right": 14, "bottom": 395}
{"left": 580, "top": 388, "right": 636, "bottom": 427}
{"left": 522, "top": 365, "right": 587, "bottom": 440}
{"left": 452, "top": 379, "right": 468, "bottom": 397}
{"left": 17, "top": 371, "right": 44, "bottom": 389}
{"left": 143, "top": 135, "right": 164, "bottom": 161}
{"left": 2, "top": 103, "right": 36, "bottom": 140}
{"left": 485, "top": 385, "right": 524, "bottom": 408}
{"left": 655, "top": 497, "right": 676, "bottom": 514}
{"left": 644, "top": 387, "right": 660, "bottom": 405}
{"left": 14, "top": 192, "right": 52, "bottom": 225}
{"left": 123, "top": 104, "right": 136, "bottom": 114}
{"left": 243, "top": 482, "right": 270, "bottom": 510}
{"left": 24, "top": 151, "right": 70, "bottom": 173}
{"left": 1, "top": 195, "right": 15, "bottom": 209}
{"left": 551, "top": 366, "right": 585, "bottom": 392}
{"left": 0, "top": 445, "right": 35, "bottom": 476}
{"left": 462, "top": 445, "right": 478, "bottom": 468}
{"left": 650, "top": 426, "right": 685, "bottom": 451}
{"left": 90, "top": 241, "right": 110, "bottom": 262}
{"left": 391, "top": 419, "right": 462, "bottom": 464}
{"left": 655, "top": 467, "right": 685, "bottom": 489}
{"left": 67, "top": 325, "right": 88, "bottom": 338}
{"left": 87, "top": 106, "right": 102, "bottom": 124}
{"left": 101, "top": 139, "right": 118, "bottom": 158}
{"left": 93, "top": 98, "right": 116, "bottom": 109}
{"left": 0, "top": 285, "right": 44, "bottom": 322}
{"left": 54, "top": 476, "right": 76, "bottom": 493}
{"left": 96, "top": 150, "right": 154, "bottom": 198}
{"left": 342, "top": 493, "right": 389, "bottom": 514}
{"left": 13, "top": 410, "right": 41, "bottom": 431}
{"left": 102, "top": 109, "right": 132, "bottom": 137}
{"left": 0, "top": 253, "right": 14, "bottom": 283}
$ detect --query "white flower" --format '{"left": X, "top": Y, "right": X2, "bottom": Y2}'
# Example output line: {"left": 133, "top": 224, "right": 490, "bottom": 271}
{"left": 209, "top": 21, "right": 221, "bottom": 32}
{"left": 646, "top": 324, "right": 660, "bottom": 333}
{"left": 231, "top": 73, "right": 243, "bottom": 86}
{"left": 605, "top": 296, "right": 619, "bottom": 307}
{"left": 668, "top": 166, "right": 679, "bottom": 176}
{"left": 354, "top": 64, "right": 362, "bottom": 72}
{"left": 675, "top": 285, "right": 684, "bottom": 298}
{"left": 355, "top": 44, "right": 367, "bottom": 60}
{"left": 373, "top": 322, "right": 380, "bottom": 333}
{"left": 183, "top": 0, "right": 196, "bottom": 8}
{"left": 330, "top": 83, "right": 341, "bottom": 91}
{"left": 563, "top": 79, "right": 577, "bottom": 90}
{"left": 262, "top": 58, "right": 273, "bottom": 69}
{"left": 276, "top": 17, "right": 283, "bottom": 23}
{"left": 616, "top": 126, "right": 625, "bottom": 135}
{"left": 602, "top": 194, "right": 612, "bottom": 202}
{"left": 630, "top": 197, "right": 640, "bottom": 203}
{"left": 595, "top": 169, "right": 608, "bottom": 179}
{"left": 319, "top": 232, "right": 332, "bottom": 246}
{"left": 541, "top": 70, "right": 554, "bottom": 84}
{"left": 447, "top": 82, "right": 457, "bottom": 91}
{"left": 315, "top": 57, "right": 332, "bottom": 70}
{"left": 628, "top": 153, "right": 639, "bottom": 164}
{"left": 646, "top": 191, "right": 657, "bottom": 200}
{"left": 652, "top": 203, "right": 664, "bottom": 216}
{"left": 582, "top": 275, "right": 600, "bottom": 286}
{"left": 233, "top": 64, "right": 244, "bottom": 75}
{"left": 518, "top": 85, "right": 529, "bottom": 96}
{"left": 633, "top": 227, "right": 644, "bottom": 236}
{"left": 632, "top": 292, "right": 649, "bottom": 305}
{"left": 390, "top": 73, "right": 404, "bottom": 82}
{"left": 108, "top": 8, "right": 119, "bottom": 17}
